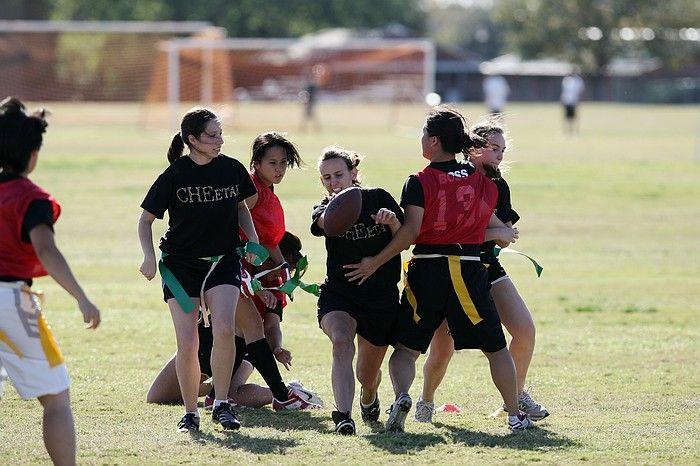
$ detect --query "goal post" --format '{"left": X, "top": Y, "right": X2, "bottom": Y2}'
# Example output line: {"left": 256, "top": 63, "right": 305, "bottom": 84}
{"left": 153, "top": 34, "right": 436, "bottom": 130}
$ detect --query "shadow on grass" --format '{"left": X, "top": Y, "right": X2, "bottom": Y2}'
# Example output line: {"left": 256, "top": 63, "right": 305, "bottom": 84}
{"left": 433, "top": 421, "right": 580, "bottom": 451}
{"left": 234, "top": 407, "right": 329, "bottom": 433}
{"left": 365, "top": 431, "right": 445, "bottom": 454}
{"left": 190, "top": 430, "right": 298, "bottom": 454}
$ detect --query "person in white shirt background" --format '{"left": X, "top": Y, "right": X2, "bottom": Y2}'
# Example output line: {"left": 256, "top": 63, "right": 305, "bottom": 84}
{"left": 482, "top": 74, "right": 510, "bottom": 115}
{"left": 561, "top": 72, "right": 585, "bottom": 135}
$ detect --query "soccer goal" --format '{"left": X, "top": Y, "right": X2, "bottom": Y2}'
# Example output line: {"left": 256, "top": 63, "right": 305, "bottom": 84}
{"left": 151, "top": 30, "right": 436, "bottom": 129}
{"left": 0, "top": 20, "right": 215, "bottom": 103}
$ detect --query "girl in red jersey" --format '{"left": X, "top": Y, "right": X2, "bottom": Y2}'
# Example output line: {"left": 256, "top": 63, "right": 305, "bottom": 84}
{"left": 345, "top": 106, "right": 534, "bottom": 432}
{"left": 0, "top": 96, "right": 101, "bottom": 465}
{"left": 414, "top": 121, "right": 549, "bottom": 423}
{"left": 230, "top": 132, "right": 318, "bottom": 410}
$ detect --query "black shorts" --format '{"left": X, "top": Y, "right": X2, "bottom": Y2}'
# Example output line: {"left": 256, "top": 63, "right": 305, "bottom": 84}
{"left": 261, "top": 299, "right": 284, "bottom": 321}
{"left": 197, "top": 322, "right": 248, "bottom": 378}
{"left": 317, "top": 286, "right": 398, "bottom": 347}
{"left": 396, "top": 257, "right": 506, "bottom": 353}
{"left": 564, "top": 104, "right": 576, "bottom": 119}
{"left": 162, "top": 253, "right": 242, "bottom": 303}
{"left": 485, "top": 258, "right": 508, "bottom": 285}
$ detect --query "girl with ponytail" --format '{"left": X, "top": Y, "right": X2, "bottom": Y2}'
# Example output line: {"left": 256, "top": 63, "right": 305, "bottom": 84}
{"left": 344, "top": 105, "right": 534, "bottom": 432}
{"left": 138, "top": 107, "right": 259, "bottom": 433}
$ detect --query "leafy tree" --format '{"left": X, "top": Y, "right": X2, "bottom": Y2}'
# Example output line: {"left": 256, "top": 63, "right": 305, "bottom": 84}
{"left": 492, "top": 0, "right": 700, "bottom": 73}
{"left": 0, "top": 0, "right": 52, "bottom": 19}
{"left": 425, "top": 2, "right": 503, "bottom": 59}
{"left": 46, "top": 0, "right": 424, "bottom": 37}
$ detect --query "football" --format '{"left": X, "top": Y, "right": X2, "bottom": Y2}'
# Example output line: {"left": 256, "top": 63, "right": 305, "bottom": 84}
{"left": 322, "top": 187, "right": 362, "bottom": 236}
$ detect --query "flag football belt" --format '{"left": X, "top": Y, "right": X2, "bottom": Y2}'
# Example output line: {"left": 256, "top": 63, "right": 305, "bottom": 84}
{"left": 406, "top": 254, "right": 483, "bottom": 326}
{"left": 159, "top": 242, "right": 270, "bottom": 326}
{"left": 0, "top": 281, "right": 44, "bottom": 305}
{"left": 241, "top": 255, "right": 320, "bottom": 301}
{"left": 0, "top": 281, "right": 59, "bottom": 365}
{"left": 493, "top": 247, "right": 543, "bottom": 277}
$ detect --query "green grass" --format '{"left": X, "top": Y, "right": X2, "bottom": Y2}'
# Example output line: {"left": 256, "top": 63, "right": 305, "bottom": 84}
{"left": 1, "top": 102, "right": 699, "bottom": 465}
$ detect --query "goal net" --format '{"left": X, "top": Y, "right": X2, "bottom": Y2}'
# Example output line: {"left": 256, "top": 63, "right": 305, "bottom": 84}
{"left": 0, "top": 20, "right": 212, "bottom": 102}
{"left": 149, "top": 31, "right": 435, "bottom": 127}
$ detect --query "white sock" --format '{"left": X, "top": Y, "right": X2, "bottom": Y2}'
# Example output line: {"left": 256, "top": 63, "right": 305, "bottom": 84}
{"left": 213, "top": 399, "right": 227, "bottom": 409}
{"left": 360, "top": 395, "right": 377, "bottom": 408}
{"left": 186, "top": 410, "right": 200, "bottom": 419}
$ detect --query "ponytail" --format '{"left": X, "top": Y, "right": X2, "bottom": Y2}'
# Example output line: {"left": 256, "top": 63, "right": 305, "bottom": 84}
{"left": 167, "top": 133, "right": 185, "bottom": 164}
{"left": 168, "top": 107, "right": 218, "bottom": 164}
{"left": 461, "top": 131, "right": 486, "bottom": 156}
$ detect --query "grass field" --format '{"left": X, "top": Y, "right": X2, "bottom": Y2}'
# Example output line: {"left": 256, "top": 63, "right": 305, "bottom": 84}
{"left": 0, "top": 101, "right": 698, "bottom": 465}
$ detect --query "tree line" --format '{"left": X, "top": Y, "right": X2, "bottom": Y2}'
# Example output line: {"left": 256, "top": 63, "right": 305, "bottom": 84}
{"left": 2, "top": 0, "right": 698, "bottom": 72}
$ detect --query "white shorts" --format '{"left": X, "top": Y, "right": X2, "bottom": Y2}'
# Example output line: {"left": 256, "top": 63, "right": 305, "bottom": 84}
{"left": 0, "top": 283, "right": 69, "bottom": 399}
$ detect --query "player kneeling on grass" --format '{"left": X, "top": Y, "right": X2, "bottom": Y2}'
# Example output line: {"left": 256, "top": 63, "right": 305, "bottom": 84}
{"left": 146, "top": 232, "right": 323, "bottom": 411}
{"left": 0, "top": 96, "right": 101, "bottom": 466}
{"left": 312, "top": 147, "right": 417, "bottom": 435}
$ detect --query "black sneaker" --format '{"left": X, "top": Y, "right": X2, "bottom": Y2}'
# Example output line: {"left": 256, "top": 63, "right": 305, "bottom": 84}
{"left": 177, "top": 413, "right": 200, "bottom": 433}
{"left": 385, "top": 393, "right": 412, "bottom": 433}
{"left": 360, "top": 389, "right": 380, "bottom": 423}
{"left": 212, "top": 402, "right": 241, "bottom": 430}
{"left": 332, "top": 410, "right": 356, "bottom": 435}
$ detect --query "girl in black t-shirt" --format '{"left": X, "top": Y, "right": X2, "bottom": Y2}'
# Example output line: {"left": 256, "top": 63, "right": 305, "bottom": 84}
{"left": 138, "top": 108, "right": 259, "bottom": 433}
{"left": 415, "top": 121, "right": 549, "bottom": 424}
{"left": 311, "top": 146, "right": 416, "bottom": 435}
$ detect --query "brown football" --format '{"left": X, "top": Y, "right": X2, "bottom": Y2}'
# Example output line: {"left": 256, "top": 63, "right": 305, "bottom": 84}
{"left": 322, "top": 187, "right": 362, "bottom": 236}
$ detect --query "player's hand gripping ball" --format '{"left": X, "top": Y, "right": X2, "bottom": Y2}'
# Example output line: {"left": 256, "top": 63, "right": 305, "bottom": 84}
{"left": 322, "top": 187, "right": 362, "bottom": 236}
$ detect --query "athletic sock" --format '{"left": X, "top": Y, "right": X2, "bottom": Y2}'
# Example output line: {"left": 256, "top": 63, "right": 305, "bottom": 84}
{"left": 360, "top": 396, "right": 377, "bottom": 408}
{"left": 186, "top": 410, "right": 200, "bottom": 418}
{"left": 213, "top": 399, "right": 226, "bottom": 409}
{"left": 232, "top": 335, "right": 247, "bottom": 375}
{"left": 246, "top": 338, "right": 289, "bottom": 401}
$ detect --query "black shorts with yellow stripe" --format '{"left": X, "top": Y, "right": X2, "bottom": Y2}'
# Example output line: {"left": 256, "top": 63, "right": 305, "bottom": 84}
{"left": 396, "top": 256, "right": 507, "bottom": 353}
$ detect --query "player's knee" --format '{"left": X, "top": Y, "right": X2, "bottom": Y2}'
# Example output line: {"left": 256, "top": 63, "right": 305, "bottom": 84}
{"left": 176, "top": 342, "right": 199, "bottom": 361}
{"left": 212, "top": 322, "right": 235, "bottom": 342}
{"left": 38, "top": 389, "right": 71, "bottom": 412}
{"left": 331, "top": 335, "right": 355, "bottom": 358}
{"left": 356, "top": 364, "right": 378, "bottom": 386}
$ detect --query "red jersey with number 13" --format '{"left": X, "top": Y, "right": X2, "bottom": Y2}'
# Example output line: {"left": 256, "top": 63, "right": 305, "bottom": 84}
{"left": 414, "top": 165, "right": 497, "bottom": 245}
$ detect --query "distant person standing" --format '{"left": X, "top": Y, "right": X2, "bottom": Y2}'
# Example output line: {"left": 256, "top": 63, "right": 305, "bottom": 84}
{"left": 482, "top": 74, "right": 510, "bottom": 115}
{"left": 561, "top": 72, "right": 585, "bottom": 135}
{"left": 300, "top": 63, "right": 328, "bottom": 132}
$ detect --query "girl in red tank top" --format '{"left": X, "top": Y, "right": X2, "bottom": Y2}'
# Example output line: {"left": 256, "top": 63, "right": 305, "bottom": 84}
{"left": 0, "top": 96, "right": 101, "bottom": 465}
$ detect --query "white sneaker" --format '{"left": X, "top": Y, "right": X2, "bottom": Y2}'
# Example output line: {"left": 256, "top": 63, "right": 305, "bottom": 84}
{"left": 508, "top": 412, "right": 534, "bottom": 431}
{"left": 414, "top": 398, "right": 434, "bottom": 423}
{"left": 288, "top": 380, "right": 324, "bottom": 408}
{"left": 386, "top": 393, "right": 412, "bottom": 432}
{"left": 518, "top": 391, "right": 549, "bottom": 421}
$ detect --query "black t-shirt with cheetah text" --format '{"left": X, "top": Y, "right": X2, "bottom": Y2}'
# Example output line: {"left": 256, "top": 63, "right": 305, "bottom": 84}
{"left": 311, "top": 187, "right": 404, "bottom": 310}
{"left": 141, "top": 154, "right": 256, "bottom": 258}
